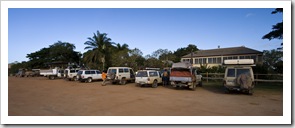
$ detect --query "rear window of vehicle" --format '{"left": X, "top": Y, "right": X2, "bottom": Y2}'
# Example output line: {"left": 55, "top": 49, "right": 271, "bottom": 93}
{"left": 227, "top": 69, "right": 235, "bottom": 77}
{"left": 237, "top": 69, "right": 250, "bottom": 76}
{"left": 136, "top": 71, "right": 148, "bottom": 77}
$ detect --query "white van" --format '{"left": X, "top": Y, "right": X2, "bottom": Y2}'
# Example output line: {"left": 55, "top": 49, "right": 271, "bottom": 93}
{"left": 107, "top": 67, "right": 135, "bottom": 85}
{"left": 64, "top": 68, "right": 80, "bottom": 81}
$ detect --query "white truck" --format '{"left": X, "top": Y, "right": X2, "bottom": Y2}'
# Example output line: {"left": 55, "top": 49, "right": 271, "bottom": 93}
{"left": 169, "top": 62, "right": 202, "bottom": 90}
{"left": 39, "top": 67, "right": 60, "bottom": 80}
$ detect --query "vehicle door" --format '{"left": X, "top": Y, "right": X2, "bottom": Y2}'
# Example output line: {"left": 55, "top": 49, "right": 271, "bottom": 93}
{"left": 148, "top": 71, "right": 159, "bottom": 83}
{"left": 96, "top": 70, "right": 102, "bottom": 80}
{"left": 225, "top": 68, "right": 236, "bottom": 86}
{"left": 157, "top": 71, "right": 163, "bottom": 83}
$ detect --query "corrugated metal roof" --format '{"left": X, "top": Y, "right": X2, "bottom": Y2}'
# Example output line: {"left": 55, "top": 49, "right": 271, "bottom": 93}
{"left": 182, "top": 46, "right": 263, "bottom": 58}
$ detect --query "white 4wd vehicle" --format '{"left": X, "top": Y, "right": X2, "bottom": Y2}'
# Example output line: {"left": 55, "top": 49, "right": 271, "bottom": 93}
{"left": 223, "top": 59, "right": 255, "bottom": 95}
{"left": 64, "top": 68, "right": 80, "bottom": 81}
{"left": 107, "top": 67, "right": 135, "bottom": 85}
{"left": 135, "top": 70, "right": 162, "bottom": 88}
{"left": 77, "top": 70, "right": 102, "bottom": 83}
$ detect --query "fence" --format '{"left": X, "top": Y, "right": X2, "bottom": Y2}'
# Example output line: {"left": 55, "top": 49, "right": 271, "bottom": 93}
{"left": 201, "top": 73, "right": 283, "bottom": 83}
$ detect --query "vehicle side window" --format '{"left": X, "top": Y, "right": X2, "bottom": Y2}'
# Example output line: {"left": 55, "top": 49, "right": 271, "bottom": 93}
{"left": 119, "top": 68, "right": 124, "bottom": 73}
{"left": 227, "top": 69, "right": 235, "bottom": 77}
{"left": 149, "top": 72, "right": 158, "bottom": 77}
{"left": 90, "top": 71, "right": 96, "bottom": 74}
{"left": 85, "top": 71, "right": 90, "bottom": 74}
{"left": 108, "top": 69, "right": 117, "bottom": 74}
{"left": 124, "top": 68, "right": 129, "bottom": 73}
{"left": 96, "top": 71, "right": 101, "bottom": 74}
{"left": 70, "top": 70, "right": 75, "bottom": 73}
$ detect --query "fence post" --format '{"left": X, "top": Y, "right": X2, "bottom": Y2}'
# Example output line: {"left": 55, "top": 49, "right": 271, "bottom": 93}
{"left": 207, "top": 72, "right": 208, "bottom": 83}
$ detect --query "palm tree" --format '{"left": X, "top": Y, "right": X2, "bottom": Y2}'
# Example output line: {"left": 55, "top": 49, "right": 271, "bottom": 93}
{"left": 84, "top": 30, "right": 114, "bottom": 70}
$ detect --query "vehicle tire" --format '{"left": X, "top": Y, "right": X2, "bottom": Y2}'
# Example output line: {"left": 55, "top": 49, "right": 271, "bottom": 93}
{"left": 120, "top": 78, "right": 126, "bottom": 85}
{"left": 198, "top": 81, "right": 203, "bottom": 87}
{"left": 49, "top": 75, "right": 55, "bottom": 80}
{"left": 152, "top": 80, "right": 158, "bottom": 88}
{"left": 87, "top": 78, "right": 92, "bottom": 83}
{"left": 191, "top": 83, "right": 196, "bottom": 91}
{"left": 248, "top": 89, "right": 254, "bottom": 95}
{"left": 224, "top": 87, "right": 230, "bottom": 94}
{"left": 73, "top": 76, "right": 78, "bottom": 81}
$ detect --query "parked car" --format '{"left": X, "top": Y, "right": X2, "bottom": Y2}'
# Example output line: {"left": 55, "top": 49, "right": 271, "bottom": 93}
{"left": 135, "top": 70, "right": 162, "bottom": 88}
{"left": 64, "top": 68, "right": 80, "bottom": 81}
{"left": 77, "top": 70, "right": 102, "bottom": 83}
{"left": 223, "top": 59, "right": 255, "bottom": 95}
{"left": 107, "top": 67, "right": 135, "bottom": 85}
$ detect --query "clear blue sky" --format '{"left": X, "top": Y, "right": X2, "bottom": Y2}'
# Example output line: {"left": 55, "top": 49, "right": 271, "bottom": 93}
{"left": 8, "top": 8, "right": 282, "bottom": 63}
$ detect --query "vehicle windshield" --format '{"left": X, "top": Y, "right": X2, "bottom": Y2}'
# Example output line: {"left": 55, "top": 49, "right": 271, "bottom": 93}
{"left": 77, "top": 71, "right": 83, "bottom": 75}
{"left": 136, "top": 71, "right": 148, "bottom": 77}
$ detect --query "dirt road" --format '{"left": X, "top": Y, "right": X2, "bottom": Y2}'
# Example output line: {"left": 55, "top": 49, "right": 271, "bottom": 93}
{"left": 8, "top": 76, "right": 282, "bottom": 116}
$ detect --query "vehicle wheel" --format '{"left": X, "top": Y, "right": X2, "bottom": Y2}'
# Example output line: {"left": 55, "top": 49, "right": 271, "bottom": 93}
{"left": 191, "top": 83, "right": 196, "bottom": 91}
{"left": 73, "top": 76, "right": 78, "bottom": 81}
{"left": 198, "top": 81, "right": 203, "bottom": 87}
{"left": 49, "top": 75, "right": 55, "bottom": 80}
{"left": 248, "top": 89, "right": 254, "bottom": 95}
{"left": 120, "top": 78, "right": 126, "bottom": 85}
{"left": 224, "top": 87, "right": 230, "bottom": 94}
{"left": 152, "top": 80, "right": 158, "bottom": 88}
{"left": 87, "top": 78, "right": 92, "bottom": 83}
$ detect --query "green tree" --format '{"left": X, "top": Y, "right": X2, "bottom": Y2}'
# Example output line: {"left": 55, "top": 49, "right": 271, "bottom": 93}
{"left": 262, "top": 8, "right": 283, "bottom": 50}
{"left": 173, "top": 44, "right": 199, "bottom": 62}
{"left": 111, "top": 43, "right": 130, "bottom": 67}
{"left": 83, "top": 30, "right": 114, "bottom": 70}
{"left": 262, "top": 49, "right": 283, "bottom": 73}
{"left": 26, "top": 41, "right": 80, "bottom": 69}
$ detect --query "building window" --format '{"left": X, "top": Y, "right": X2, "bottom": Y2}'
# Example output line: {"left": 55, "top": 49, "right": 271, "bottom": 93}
{"left": 217, "top": 57, "right": 222, "bottom": 63}
{"left": 208, "top": 58, "right": 213, "bottom": 64}
{"left": 195, "top": 59, "right": 199, "bottom": 64}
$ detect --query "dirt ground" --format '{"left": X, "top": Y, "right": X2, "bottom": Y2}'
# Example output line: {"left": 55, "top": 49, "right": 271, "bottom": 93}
{"left": 8, "top": 76, "right": 283, "bottom": 116}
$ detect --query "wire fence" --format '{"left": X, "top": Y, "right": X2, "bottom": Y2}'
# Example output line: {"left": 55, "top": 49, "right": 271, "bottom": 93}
{"left": 201, "top": 73, "right": 283, "bottom": 83}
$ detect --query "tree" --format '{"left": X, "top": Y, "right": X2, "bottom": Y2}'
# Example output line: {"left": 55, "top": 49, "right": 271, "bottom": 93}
{"left": 83, "top": 30, "right": 114, "bottom": 70}
{"left": 111, "top": 43, "right": 130, "bottom": 67}
{"left": 26, "top": 41, "right": 80, "bottom": 69}
{"left": 173, "top": 44, "right": 199, "bottom": 62}
{"left": 262, "top": 8, "right": 283, "bottom": 50}
{"left": 262, "top": 49, "right": 283, "bottom": 73}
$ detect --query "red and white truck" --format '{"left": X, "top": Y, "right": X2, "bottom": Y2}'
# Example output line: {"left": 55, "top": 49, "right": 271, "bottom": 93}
{"left": 169, "top": 62, "right": 202, "bottom": 90}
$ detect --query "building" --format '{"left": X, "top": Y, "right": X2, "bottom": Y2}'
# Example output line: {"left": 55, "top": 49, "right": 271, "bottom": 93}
{"left": 181, "top": 46, "right": 263, "bottom": 68}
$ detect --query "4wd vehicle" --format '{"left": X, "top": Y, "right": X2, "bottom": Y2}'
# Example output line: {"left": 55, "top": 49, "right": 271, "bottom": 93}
{"left": 223, "top": 59, "right": 255, "bottom": 95}
{"left": 135, "top": 70, "right": 162, "bottom": 88}
{"left": 64, "top": 68, "right": 80, "bottom": 81}
{"left": 169, "top": 62, "right": 202, "bottom": 90}
{"left": 77, "top": 70, "right": 102, "bottom": 83}
{"left": 107, "top": 67, "right": 135, "bottom": 85}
